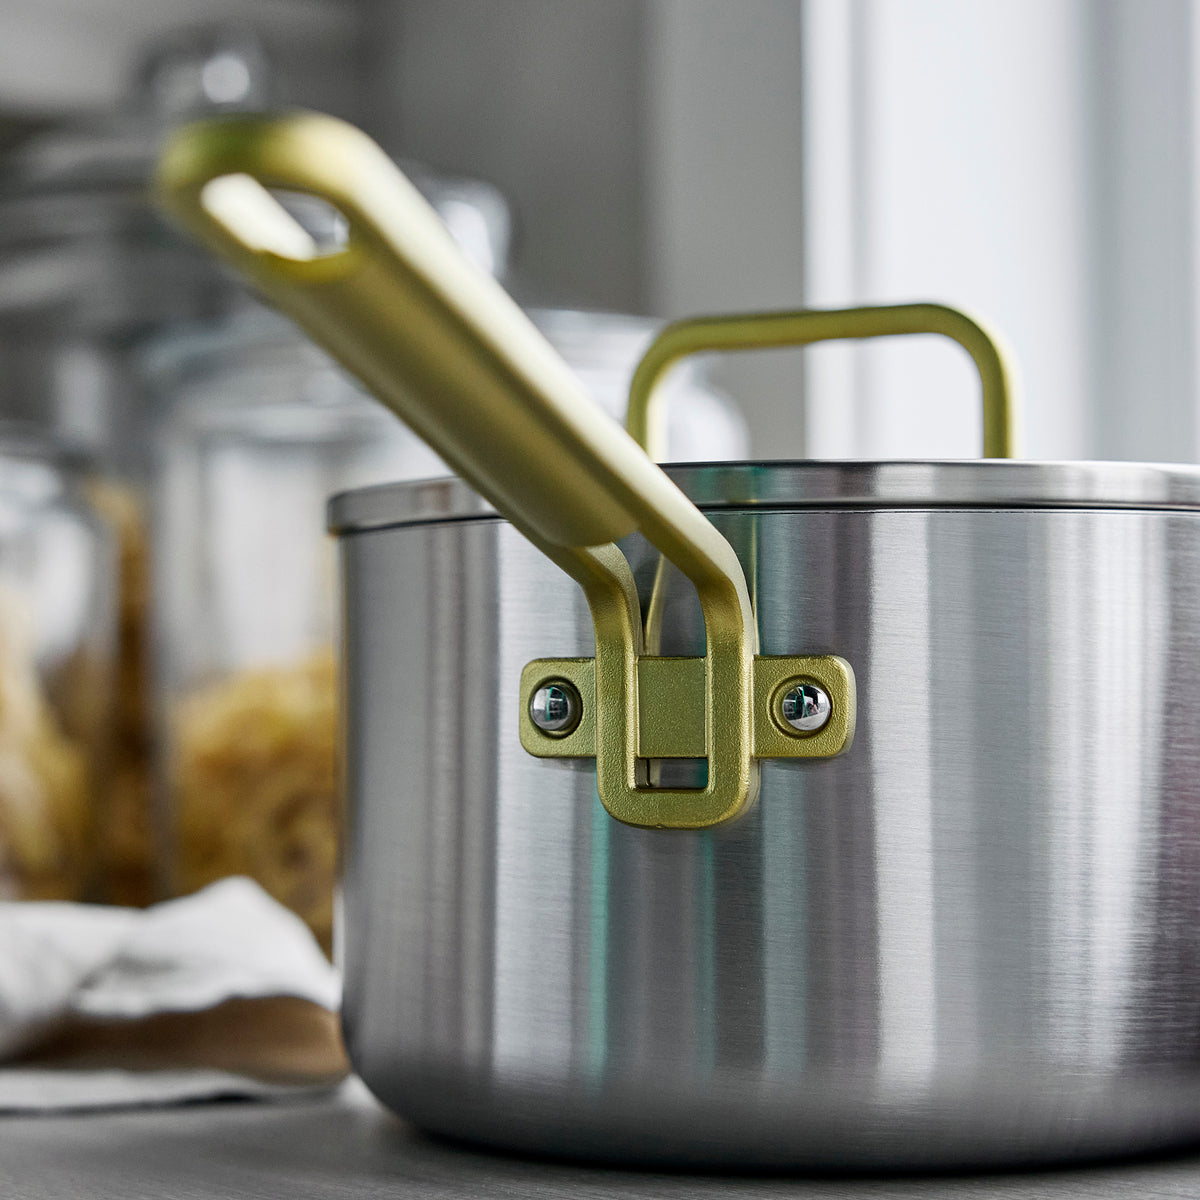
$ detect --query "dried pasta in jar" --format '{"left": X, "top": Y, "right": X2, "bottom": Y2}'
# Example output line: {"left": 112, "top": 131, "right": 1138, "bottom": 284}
{"left": 172, "top": 649, "right": 338, "bottom": 953}
{"left": 0, "top": 430, "right": 115, "bottom": 901}
{"left": 151, "top": 318, "right": 424, "bottom": 955}
{"left": 0, "top": 586, "right": 91, "bottom": 900}
{"left": 87, "top": 481, "right": 157, "bottom": 906}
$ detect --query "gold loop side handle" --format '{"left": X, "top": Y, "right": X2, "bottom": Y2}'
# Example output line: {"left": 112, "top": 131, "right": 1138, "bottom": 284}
{"left": 627, "top": 303, "right": 1021, "bottom": 461}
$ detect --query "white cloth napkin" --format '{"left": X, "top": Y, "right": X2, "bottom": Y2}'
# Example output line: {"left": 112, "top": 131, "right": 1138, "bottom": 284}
{"left": 0, "top": 877, "right": 344, "bottom": 1112}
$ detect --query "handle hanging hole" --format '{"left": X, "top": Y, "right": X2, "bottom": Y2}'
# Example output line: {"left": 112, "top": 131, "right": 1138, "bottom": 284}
{"left": 200, "top": 174, "right": 350, "bottom": 260}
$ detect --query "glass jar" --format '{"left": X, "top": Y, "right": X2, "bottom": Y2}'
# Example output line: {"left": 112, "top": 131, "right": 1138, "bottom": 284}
{"left": 149, "top": 312, "right": 441, "bottom": 952}
{"left": 0, "top": 425, "right": 116, "bottom": 900}
{"left": 0, "top": 30, "right": 513, "bottom": 909}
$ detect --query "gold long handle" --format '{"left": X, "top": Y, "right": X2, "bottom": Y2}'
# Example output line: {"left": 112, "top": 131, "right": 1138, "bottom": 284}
{"left": 156, "top": 111, "right": 759, "bottom": 828}
{"left": 627, "top": 304, "right": 1020, "bottom": 461}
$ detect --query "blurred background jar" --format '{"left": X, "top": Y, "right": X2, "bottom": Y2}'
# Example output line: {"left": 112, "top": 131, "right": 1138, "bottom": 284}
{"left": 0, "top": 424, "right": 116, "bottom": 900}
{"left": 0, "top": 33, "right": 253, "bottom": 904}
{"left": 0, "top": 26, "right": 515, "bottom": 910}
{"left": 147, "top": 311, "right": 441, "bottom": 953}
{"left": 147, "top": 302, "right": 746, "bottom": 955}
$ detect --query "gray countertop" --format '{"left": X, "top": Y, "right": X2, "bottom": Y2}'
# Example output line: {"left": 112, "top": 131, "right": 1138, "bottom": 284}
{"left": 5, "top": 1080, "right": 1200, "bottom": 1199}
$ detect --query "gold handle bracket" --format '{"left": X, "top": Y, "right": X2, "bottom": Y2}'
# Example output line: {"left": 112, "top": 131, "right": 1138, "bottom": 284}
{"left": 521, "top": 302, "right": 1020, "bottom": 800}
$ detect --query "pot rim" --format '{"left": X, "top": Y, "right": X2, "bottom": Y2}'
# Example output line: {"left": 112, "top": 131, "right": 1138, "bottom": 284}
{"left": 328, "top": 458, "right": 1200, "bottom": 535}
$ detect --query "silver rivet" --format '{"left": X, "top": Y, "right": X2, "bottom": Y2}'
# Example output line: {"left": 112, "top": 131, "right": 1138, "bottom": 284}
{"left": 780, "top": 682, "right": 832, "bottom": 733}
{"left": 530, "top": 681, "right": 582, "bottom": 735}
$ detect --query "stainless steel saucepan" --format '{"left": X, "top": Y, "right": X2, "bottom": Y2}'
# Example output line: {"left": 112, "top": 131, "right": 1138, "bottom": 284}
{"left": 158, "top": 112, "right": 1200, "bottom": 1169}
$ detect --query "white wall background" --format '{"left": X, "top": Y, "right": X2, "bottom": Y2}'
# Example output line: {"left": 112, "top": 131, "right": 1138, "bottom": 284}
{"left": 3, "top": 0, "right": 1195, "bottom": 467}
{"left": 643, "top": 1, "right": 807, "bottom": 457}
{"left": 802, "top": 0, "right": 1090, "bottom": 460}
{"left": 1085, "top": 0, "right": 1200, "bottom": 463}
{"left": 377, "top": 0, "right": 1200, "bottom": 466}
{"left": 803, "top": 0, "right": 1200, "bottom": 464}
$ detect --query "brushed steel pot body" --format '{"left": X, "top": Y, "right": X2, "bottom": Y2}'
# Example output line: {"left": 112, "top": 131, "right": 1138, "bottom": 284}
{"left": 333, "top": 462, "right": 1200, "bottom": 1169}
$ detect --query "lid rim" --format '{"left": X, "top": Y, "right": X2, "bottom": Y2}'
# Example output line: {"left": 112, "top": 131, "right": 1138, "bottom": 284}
{"left": 328, "top": 459, "right": 1200, "bottom": 535}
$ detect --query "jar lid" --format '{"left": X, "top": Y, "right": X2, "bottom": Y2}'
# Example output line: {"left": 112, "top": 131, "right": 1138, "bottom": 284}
{"left": 0, "top": 28, "right": 269, "bottom": 332}
{"left": 328, "top": 459, "right": 1200, "bottom": 535}
{"left": 0, "top": 27, "right": 511, "bottom": 332}
{"left": 0, "top": 419, "right": 92, "bottom": 472}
